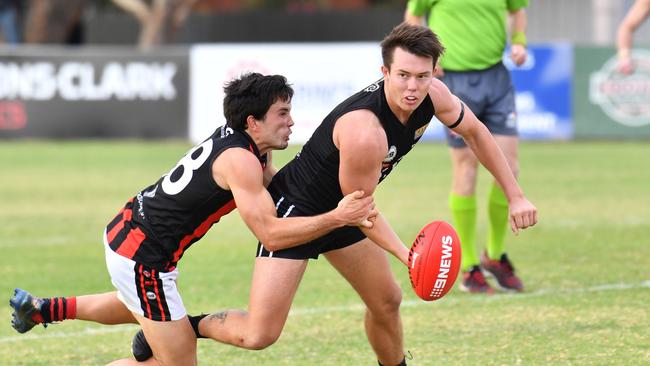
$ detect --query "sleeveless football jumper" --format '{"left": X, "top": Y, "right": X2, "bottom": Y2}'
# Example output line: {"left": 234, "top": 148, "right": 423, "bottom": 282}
{"left": 107, "top": 125, "right": 266, "bottom": 272}
{"left": 258, "top": 79, "right": 435, "bottom": 259}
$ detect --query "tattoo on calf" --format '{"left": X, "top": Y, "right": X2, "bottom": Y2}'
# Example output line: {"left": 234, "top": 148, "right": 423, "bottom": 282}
{"left": 209, "top": 311, "right": 228, "bottom": 324}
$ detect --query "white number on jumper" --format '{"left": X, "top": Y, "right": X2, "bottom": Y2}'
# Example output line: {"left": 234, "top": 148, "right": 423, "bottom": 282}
{"left": 161, "top": 139, "right": 213, "bottom": 195}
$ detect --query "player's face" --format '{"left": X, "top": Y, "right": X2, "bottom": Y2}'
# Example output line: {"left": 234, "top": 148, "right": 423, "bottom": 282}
{"left": 258, "top": 98, "right": 294, "bottom": 150}
{"left": 382, "top": 47, "right": 434, "bottom": 116}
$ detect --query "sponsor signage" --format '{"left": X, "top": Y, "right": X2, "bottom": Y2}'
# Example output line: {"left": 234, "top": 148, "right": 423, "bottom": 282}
{"left": 589, "top": 50, "right": 650, "bottom": 127}
{"left": 508, "top": 43, "right": 573, "bottom": 140}
{"left": 189, "top": 43, "right": 384, "bottom": 144}
{"left": 421, "top": 44, "right": 573, "bottom": 142}
{"left": 575, "top": 46, "right": 650, "bottom": 138}
{"left": 0, "top": 47, "right": 189, "bottom": 139}
{"left": 191, "top": 43, "right": 573, "bottom": 144}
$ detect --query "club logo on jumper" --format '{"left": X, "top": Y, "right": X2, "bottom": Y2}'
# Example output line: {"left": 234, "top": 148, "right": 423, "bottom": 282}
{"left": 220, "top": 126, "right": 234, "bottom": 138}
{"left": 146, "top": 291, "right": 157, "bottom": 300}
{"left": 383, "top": 145, "right": 397, "bottom": 163}
{"left": 364, "top": 80, "right": 381, "bottom": 92}
{"left": 590, "top": 50, "right": 650, "bottom": 127}
{"left": 414, "top": 123, "right": 429, "bottom": 140}
{"left": 0, "top": 61, "right": 177, "bottom": 101}
{"left": 429, "top": 235, "right": 453, "bottom": 298}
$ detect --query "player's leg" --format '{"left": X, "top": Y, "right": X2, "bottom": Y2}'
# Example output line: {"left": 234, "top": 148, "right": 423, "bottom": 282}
{"left": 324, "top": 239, "right": 405, "bottom": 366}
{"left": 76, "top": 292, "right": 137, "bottom": 324}
{"left": 448, "top": 145, "right": 493, "bottom": 293}
{"left": 110, "top": 314, "right": 197, "bottom": 366}
{"left": 480, "top": 134, "right": 524, "bottom": 292}
{"left": 487, "top": 134, "right": 519, "bottom": 260}
{"left": 196, "top": 257, "right": 308, "bottom": 350}
{"left": 9, "top": 289, "right": 136, "bottom": 333}
{"left": 106, "top": 357, "right": 159, "bottom": 366}
{"left": 442, "top": 71, "right": 490, "bottom": 293}
{"left": 479, "top": 63, "right": 523, "bottom": 291}
{"left": 449, "top": 144, "right": 480, "bottom": 270}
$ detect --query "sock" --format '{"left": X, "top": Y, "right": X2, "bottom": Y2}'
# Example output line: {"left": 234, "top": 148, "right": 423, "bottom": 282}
{"left": 378, "top": 357, "right": 407, "bottom": 366}
{"left": 188, "top": 314, "right": 208, "bottom": 339}
{"left": 449, "top": 193, "right": 478, "bottom": 271}
{"left": 487, "top": 184, "right": 509, "bottom": 260}
{"left": 33, "top": 297, "right": 77, "bottom": 324}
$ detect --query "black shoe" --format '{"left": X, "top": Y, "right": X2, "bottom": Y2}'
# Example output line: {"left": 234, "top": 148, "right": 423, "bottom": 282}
{"left": 9, "top": 288, "right": 45, "bottom": 333}
{"left": 132, "top": 329, "right": 153, "bottom": 361}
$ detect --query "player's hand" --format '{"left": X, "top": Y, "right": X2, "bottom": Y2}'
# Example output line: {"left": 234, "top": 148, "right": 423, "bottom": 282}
{"left": 510, "top": 44, "right": 527, "bottom": 66}
{"left": 617, "top": 57, "right": 634, "bottom": 75}
{"left": 336, "top": 190, "right": 377, "bottom": 228}
{"left": 508, "top": 196, "right": 537, "bottom": 235}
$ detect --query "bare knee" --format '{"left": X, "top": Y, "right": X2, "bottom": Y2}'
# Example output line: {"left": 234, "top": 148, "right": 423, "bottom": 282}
{"left": 368, "top": 283, "right": 403, "bottom": 318}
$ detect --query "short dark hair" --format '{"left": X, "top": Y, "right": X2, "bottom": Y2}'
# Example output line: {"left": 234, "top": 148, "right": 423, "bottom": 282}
{"left": 381, "top": 22, "right": 445, "bottom": 70}
{"left": 223, "top": 73, "right": 294, "bottom": 130}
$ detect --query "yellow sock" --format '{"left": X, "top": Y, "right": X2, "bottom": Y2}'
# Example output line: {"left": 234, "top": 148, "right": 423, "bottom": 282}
{"left": 449, "top": 193, "right": 478, "bottom": 271}
{"left": 487, "top": 184, "right": 509, "bottom": 259}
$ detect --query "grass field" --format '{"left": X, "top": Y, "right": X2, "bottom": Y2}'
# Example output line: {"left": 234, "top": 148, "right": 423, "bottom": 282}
{"left": 1, "top": 140, "right": 649, "bottom": 365}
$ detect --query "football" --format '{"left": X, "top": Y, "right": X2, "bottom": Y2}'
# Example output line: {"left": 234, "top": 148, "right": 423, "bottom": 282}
{"left": 408, "top": 221, "right": 461, "bottom": 301}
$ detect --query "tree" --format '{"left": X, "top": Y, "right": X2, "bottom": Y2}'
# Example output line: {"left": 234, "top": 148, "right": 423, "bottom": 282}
{"left": 111, "top": 0, "right": 198, "bottom": 49}
{"left": 23, "top": 0, "right": 87, "bottom": 44}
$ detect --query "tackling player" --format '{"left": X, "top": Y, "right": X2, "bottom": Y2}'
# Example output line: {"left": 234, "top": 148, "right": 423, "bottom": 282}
{"left": 9, "top": 73, "right": 377, "bottom": 366}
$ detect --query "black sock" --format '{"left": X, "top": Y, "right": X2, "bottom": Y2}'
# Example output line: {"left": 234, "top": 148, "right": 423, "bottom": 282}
{"left": 188, "top": 314, "right": 208, "bottom": 339}
{"left": 378, "top": 357, "right": 407, "bottom": 366}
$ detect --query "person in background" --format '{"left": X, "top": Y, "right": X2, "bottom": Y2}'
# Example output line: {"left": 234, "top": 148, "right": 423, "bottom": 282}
{"left": 405, "top": 0, "right": 529, "bottom": 294}
{"left": 617, "top": 0, "right": 650, "bottom": 74}
{"left": 0, "top": 0, "right": 21, "bottom": 44}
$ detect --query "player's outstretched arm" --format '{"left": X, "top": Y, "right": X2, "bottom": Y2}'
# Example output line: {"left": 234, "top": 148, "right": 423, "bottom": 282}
{"left": 213, "top": 148, "right": 376, "bottom": 251}
{"left": 334, "top": 110, "right": 410, "bottom": 265}
{"left": 430, "top": 79, "right": 538, "bottom": 234}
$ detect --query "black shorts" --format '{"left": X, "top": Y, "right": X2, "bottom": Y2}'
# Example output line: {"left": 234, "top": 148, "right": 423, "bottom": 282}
{"left": 255, "top": 194, "right": 366, "bottom": 260}
{"left": 442, "top": 62, "right": 518, "bottom": 148}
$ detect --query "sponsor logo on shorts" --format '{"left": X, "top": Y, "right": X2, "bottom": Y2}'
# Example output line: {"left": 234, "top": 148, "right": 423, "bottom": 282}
{"left": 506, "top": 111, "right": 517, "bottom": 129}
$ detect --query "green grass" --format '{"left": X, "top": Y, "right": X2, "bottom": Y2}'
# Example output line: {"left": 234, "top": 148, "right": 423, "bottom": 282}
{"left": 1, "top": 140, "right": 649, "bottom": 365}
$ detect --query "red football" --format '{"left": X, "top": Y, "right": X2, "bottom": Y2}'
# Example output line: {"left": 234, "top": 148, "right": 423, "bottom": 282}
{"left": 408, "top": 221, "right": 462, "bottom": 301}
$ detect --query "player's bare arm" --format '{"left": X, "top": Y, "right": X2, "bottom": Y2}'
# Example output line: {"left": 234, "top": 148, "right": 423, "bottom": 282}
{"left": 213, "top": 147, "right": 377, "bottom": 251}
{"left": 429, "top": 79, "right": 538, "bottom": 233}
{"left": 333, "top": 110, "right": 410, "bottom": 265}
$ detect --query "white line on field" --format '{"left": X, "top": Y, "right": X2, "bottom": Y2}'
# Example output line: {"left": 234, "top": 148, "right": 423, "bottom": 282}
{"left": 289, "top": 279, "right": 650, "bottom": 315}
{"left": 2, "top": 280, "right": 649, "bottom": 344}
